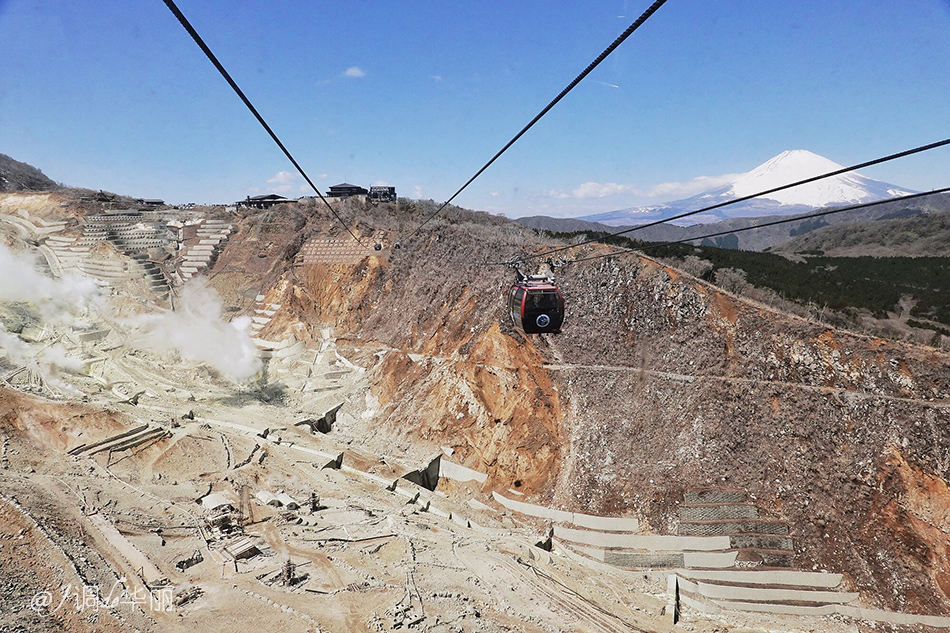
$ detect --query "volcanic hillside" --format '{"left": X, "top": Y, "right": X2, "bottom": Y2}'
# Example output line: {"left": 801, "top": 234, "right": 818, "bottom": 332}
{"left": 207, "top": 199, "right": 950, "bottom": 617}
{"left": 2, "top": 186, "right": 950, "bottom": 631}
{"left": 0, "top": 153, "right": 61, "bottom": 193}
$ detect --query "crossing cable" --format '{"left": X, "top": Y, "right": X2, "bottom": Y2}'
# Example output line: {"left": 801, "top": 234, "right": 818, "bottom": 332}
{"left": 509, "top": 137, "right": 950, "bottom": 264}
{"left": 562, "top": 186, "right": 950, "bottom": 265}
{"left": 396, "top": 0, "right": 670, "bottom": 248}
{"left": 160, "top": 0, "right": 371, "bottom": 247}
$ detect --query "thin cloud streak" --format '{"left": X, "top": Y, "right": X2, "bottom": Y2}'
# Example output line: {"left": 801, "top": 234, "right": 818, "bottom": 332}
{"left": 543, "top": 172, "right": 741, "bottom": 203}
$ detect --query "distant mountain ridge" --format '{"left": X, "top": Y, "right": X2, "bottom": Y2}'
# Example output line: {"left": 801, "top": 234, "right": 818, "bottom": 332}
{"left": 575, "top": 149, "right": 914, "bottom": 227}
{"left": 776, "top": 201, "right": 950, "bottom": 258}
{"left": 518, "top": 192, "right": 950, "bottom": 253}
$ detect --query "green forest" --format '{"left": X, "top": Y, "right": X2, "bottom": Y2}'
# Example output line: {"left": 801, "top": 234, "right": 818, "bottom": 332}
{"left": 553, "top": 231, "right": 950, "bottom": 331}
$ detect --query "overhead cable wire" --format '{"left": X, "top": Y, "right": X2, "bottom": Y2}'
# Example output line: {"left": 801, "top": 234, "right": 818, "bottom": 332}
{"left": 563, "top": 186, "right": 950, "bottom": 265}
{"left": 517, "top": 137, "right": 950, "bottom": 263}
{"left": 160, "top": 0, "right": 370, "bottom": 247}
{"left": 397, "top": 0, "right": 670, "bottom": 247}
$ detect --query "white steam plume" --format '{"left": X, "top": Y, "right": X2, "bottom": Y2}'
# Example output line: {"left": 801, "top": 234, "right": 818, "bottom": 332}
{"left": 0, "top": 243, "right": 101, "bottom": 321}
{"left": 138, "top": 281, "right": 262, "bottom": 383}
{"left": 0, "top": 243, "right": 100, "bottom": 388}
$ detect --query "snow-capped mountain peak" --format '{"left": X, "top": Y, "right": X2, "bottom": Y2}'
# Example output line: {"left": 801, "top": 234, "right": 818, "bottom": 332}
{"left": 576, "top": 149, "right": 916, "bottom": 226}
{"left": 729, "top": 149, "right": 877, "bottom": 207}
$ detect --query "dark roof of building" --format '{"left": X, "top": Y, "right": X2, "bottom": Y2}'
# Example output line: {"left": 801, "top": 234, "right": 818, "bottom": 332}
{"left": 247, "top": 194, "right": 287, "bottom": 201}
{"left": 328, "top": 183, "right": 362, "bottom": 189}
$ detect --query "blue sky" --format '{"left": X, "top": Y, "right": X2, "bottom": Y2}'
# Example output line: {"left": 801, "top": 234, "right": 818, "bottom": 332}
{"left": 1, "top": 0, "right": 949, "bottom": 218}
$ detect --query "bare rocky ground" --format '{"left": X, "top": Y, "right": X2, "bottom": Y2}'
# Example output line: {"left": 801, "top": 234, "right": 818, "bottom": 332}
{"left": 1, "top": 191, "right": 948, "bottom": 632}
{"left": 0, "top": 340, "right": 701, "bottom": 633}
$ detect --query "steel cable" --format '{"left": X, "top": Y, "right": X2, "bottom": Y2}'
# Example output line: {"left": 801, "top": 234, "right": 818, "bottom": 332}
{"left": 160, "top": 0, "right": 370, "bottom": 247}
{"left": 397, "top": 0, "right": 670, "bottom": 247}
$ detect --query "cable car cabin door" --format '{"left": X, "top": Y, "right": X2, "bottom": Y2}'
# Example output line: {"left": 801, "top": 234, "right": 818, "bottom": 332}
{"left": 508, "top": 285, "right": 526, "bottom": 331}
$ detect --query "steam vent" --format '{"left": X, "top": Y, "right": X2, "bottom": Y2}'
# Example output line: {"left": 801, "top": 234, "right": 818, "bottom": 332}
{"left": 2, "top": 188, "right": 950, "bottom": 633}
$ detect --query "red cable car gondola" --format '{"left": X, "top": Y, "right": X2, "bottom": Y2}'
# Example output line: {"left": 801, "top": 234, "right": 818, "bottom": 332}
{"left": 507, "top": 273, "right": 565, "bottom": 334}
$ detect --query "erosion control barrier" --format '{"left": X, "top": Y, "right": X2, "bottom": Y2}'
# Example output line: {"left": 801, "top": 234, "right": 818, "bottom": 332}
{"left": 439, "top": 458, "right": 488, "bottom": 484}
{"left": 491, "top": 491, "right": 640, "bottom": 532}
{"left": 553, "top": 525, "right": 729, "bottom": 551}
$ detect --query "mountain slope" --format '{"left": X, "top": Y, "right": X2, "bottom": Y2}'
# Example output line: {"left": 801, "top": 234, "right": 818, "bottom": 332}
{"left": 777, "top": 206, "right": 950, "bottom": 257}
{"left": 0, "top": 154, "right": 60, "bottom": 192}
{"left": 208, "top": 201, "right": 950, "bottom": 616}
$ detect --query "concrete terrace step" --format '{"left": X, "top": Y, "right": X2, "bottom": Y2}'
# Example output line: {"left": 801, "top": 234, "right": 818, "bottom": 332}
{"left": 78, "top": 266, "right": 128, "bottom": 278}
{"left": 553, "top": 525, "right": 730, "bottom": 551}
{"left": 0, "top": 213, "right": 66, "bottom": 236}
{"left": 677, "top": 576, "right": 858, "bottom": 606}
{"left": 79, "top": 260, "right": 128, "bottom": 271}
{"left": 491, "top": 491, "right": 640, "bottom": 532}
{"left": 678, "top": 568, "right": 843, "bottom": 589}
{"left": 566, "top": 543, "right": 738, "bottom": 570}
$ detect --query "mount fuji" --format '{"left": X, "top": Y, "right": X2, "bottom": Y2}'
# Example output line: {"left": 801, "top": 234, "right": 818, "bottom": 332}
{"left": 578, "top": 150, "right": 915, "bottom": 227}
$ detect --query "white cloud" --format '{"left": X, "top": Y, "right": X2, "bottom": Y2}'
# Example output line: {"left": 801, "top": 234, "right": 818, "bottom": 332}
{"left": 669, "top": 213, "right": 723, "bottom": 226}
{"left": 344, "top": 66, "right": 366, "bottom": 78}
{"left": 545, "top": 182, "right": 638, "bottom": 200}
{"left": 430, "top": 75, "right": 443, "bottom": 82}
{"left": 267, "top": 170, "right": 299, "bottom": 193}
{"left": 646, "top": 173, "right": 740, "bottom": 199}
{"left": 413, "top": 185, "right": 423, "bottom": 198}
{"left": 571, "top": 182, "right": 635, "bottom": 199}
{"left": 372, "top": 180, "right": 390, "bottom": 187}
{"left": 541, "top": 171, "right": 741, "bottom": 204}
{"left": 489, "top": 192, "right": 500, "bottom": 198}
{"left": 318, "top": 173, "right": 328, "bottom": 179}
